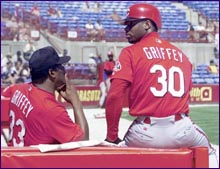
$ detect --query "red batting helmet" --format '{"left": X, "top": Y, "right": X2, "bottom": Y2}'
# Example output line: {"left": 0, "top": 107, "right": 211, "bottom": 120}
{"left": 122, "top": 3, "right": 162, "bottom": 29}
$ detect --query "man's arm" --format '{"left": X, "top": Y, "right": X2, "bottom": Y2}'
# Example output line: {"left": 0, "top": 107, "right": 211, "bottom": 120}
{"left": 59, "top": 74, "right": 89, "bottom": 140}
{"left": 105, "top": 78, "right": 130, "bottom": 142}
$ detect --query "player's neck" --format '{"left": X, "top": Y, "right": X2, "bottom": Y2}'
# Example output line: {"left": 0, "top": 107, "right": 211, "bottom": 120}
{"left": 33, "top": 82, "right": 55, "bottom": 94}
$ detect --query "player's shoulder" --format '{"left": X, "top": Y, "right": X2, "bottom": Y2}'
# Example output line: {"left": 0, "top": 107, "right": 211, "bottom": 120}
{"left": 120, "top": 42, "right": 144, "bottom": 58}
{"left": 5, "top": 83, "right": 22, "bottom": 89}
{"left": 2, "top": 83, "right": 25, "bottom": 95}
{"left": 47, "top": 104, "right": 68, "bottom": 120}
{"left": 120, "top": 44, "right": 135, "bottom": 55}
{"left": 36, "top": 99, "right": 67, "bottom": 119}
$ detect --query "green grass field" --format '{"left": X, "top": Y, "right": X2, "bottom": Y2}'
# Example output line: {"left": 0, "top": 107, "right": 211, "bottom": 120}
{"left": 189, "top": 106, "right": 219, "bottom": 145}
{"left": 122, "top": 105, "right": 219, "bottom": 145}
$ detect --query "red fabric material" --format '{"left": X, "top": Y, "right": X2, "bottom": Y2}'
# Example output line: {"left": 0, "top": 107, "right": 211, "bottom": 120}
{"left": 104, "top": 60, "right": 115, "bottom": 78}
{"left": 2, "top": 83, "right": 83, "bottom": 146}
{"left": 105, "top": 79, "right": 130, "bottom": 141}
{"left": 111, "top": 32, "right": 192, "bottom": 117}
{"left": 2, "top": 147, "right": 203, "bottom": 168}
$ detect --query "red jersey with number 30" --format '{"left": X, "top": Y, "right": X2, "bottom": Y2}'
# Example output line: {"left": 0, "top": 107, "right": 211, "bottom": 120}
{"left": 2, "top": 83, "right": 83, "bottom": 147}
{"left": 111, "top": 32, "right": 192, "bottom": 117}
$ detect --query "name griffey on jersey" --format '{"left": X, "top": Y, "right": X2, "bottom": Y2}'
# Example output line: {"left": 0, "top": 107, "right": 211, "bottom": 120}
{"left": 143, "top": 47, "right": 183, "bottom": 63}
{"left": 11, "top": 90, "right": 33, "bottom": 118}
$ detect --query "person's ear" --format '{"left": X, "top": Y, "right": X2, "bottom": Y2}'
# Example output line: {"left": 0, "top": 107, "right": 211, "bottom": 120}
{"left": 143, "top": 20, "right": 151, "bottom": 30}
{"left": 48, "top": 69, "right": 57, "bottom": 80}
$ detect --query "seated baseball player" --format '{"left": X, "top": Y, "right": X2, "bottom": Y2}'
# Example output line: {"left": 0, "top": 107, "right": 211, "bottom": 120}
{"left": 2, "top": 46, "right": 89, "bottom": 146}
{"left": 104, "top": 3, "right": 218, "bottom": 168}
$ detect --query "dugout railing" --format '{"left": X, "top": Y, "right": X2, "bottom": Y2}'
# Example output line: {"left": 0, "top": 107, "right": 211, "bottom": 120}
{"left": 1, "top": 146, "right": 208, "bottom": 168}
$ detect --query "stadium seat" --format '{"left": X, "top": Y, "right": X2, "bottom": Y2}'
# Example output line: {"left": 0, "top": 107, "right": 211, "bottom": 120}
{"left": 182, "top": 1, "right": 219, "bottom": 21}
{"left": 192, "top": 74, "right": 200, "bottom": 78}
{"left": 194, "top": 78, "right": 206, "bottom": 84}
{"left": 0, "top": 1, "right": 211, "bottom": 42}
{"left": 204, "top": 78, "right": 215, "bottom": 84}
{"left": 213, "top": 78, "right": 219, "bottom": 84}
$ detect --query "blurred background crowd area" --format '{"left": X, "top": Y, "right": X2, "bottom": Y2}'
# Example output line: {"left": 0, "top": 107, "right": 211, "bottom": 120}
{"left": 1, "top": 1, "right": 219, "bottom": 87}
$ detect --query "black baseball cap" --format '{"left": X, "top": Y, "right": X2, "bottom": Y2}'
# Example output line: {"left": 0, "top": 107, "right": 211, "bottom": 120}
{"left": 29, "top": 46, "right": 71, "bottom": 72}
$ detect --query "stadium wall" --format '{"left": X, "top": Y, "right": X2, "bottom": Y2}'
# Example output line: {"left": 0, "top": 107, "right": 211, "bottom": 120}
{"left": 1, "top": 84, "right": 218, "bottom": 114}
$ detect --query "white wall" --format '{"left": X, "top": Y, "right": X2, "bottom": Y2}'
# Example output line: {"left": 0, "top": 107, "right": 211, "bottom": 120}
{"left": 1, "top": 40, "right": 215, "bottom": 66}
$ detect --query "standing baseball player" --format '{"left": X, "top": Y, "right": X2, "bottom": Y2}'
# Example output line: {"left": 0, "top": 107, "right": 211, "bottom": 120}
{"left": 104, "top": 3, "right": 218, "bottom": 167}
{"left": 2, "top": 46, "right": 89, "bottom": 146}
{"left": 99, "top": 51, "right": 116, "bottom": 107}
{"left": 104, "top": 51, "right": 116, "bottom": 91}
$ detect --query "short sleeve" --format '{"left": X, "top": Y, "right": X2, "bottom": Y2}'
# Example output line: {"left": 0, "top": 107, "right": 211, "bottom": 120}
{"left": 47, "top": 107, "right": 84, "bottom": 143}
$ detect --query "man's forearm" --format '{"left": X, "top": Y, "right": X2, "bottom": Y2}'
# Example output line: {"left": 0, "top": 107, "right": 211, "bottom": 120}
{"left": 70, "top": 97, "right": 89, "bottom": 140}
{"left": 105, "top": 79, "right": 130, "bottom": 141}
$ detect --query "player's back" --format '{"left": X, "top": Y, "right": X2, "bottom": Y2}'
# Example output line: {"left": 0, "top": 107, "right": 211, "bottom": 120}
{"left": 2, "top": 83, "right": 68, "bottom": 146}
{"left": 123, "top": 32, "right": 192, "bottom": 117}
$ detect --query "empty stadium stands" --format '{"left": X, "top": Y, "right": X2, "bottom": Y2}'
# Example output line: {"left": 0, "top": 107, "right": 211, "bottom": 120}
{"left": 1, "top": 1, "right": 218, "bottom": 42}
{"left": 182, "top": 1, "right": 219, "bottom": 21}
{"left": 192, "top": 64, "right": 219, "bottom": 84}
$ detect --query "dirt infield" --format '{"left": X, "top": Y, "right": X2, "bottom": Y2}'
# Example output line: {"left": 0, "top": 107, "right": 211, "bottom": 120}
{"left": 67, "top": 108, "right": 132, "bottom": 141}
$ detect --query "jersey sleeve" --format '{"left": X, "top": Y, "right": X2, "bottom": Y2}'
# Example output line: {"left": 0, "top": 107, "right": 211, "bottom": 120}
{"left": 111, "top": 49, "right": 133, "bottom": 83}
{"left": 105, "top": 79, "right": 130, "bottom": 141}
{"left": 47, "top": 107, "right": 84, "bottom": 143}
{"left": 1, "top": 85, "right": 14, "bottom": 98}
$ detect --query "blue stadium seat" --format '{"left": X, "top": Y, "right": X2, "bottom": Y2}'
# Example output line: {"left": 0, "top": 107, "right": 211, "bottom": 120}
{"left": 0, "top": 1, "right": 193, "bottom": 42}
{"left": 192, "top": 78, "right": 197, "bottom": 84}
{"left": 213, "top": 78, "right": 219, "bottom": 84}
{"left": 194, "top": 78, "right": 206, "bottom": 84}
{"left": 192, "top": 74, "right": 200, "bottom": 79}
{"left": 182, "top": 1, "right": 219, "bottom": 20}
{"left": 204, "top": 78, "right": 215, "bottom": 84}
{"left": 209, "top": 74, "right": 219, "bottom": 78}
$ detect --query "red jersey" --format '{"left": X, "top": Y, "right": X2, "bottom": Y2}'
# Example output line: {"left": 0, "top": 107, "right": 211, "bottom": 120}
{"left": 104, "top": 60, "right": 115, "bottom": 78}
{"left": 2, "top": 83, "right": 83, "bottom": 147}
{"left": 111, "top": 32, "right": 192, "bottom": 117}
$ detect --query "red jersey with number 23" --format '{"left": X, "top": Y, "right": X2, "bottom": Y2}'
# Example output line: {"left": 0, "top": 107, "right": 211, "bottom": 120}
{"left": 2, "top": 83, "right": 83, "bottom": 147}
{"left": 112, "top": 32, "right": 193, "bottom": 117}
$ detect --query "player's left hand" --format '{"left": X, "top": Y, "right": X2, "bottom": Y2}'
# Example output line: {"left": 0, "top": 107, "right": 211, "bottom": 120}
{"left": 59, "top": 74, "right": 78, "bottom": 104}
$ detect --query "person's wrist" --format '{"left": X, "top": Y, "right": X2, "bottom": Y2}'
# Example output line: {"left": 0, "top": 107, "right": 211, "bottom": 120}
{"left": 105, "top": 137, "right": 122, "bottom": 144}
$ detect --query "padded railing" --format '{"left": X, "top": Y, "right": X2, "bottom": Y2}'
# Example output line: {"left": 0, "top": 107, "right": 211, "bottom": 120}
{"left": 1, "top": 146, "right": 208, "bottom": 168}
